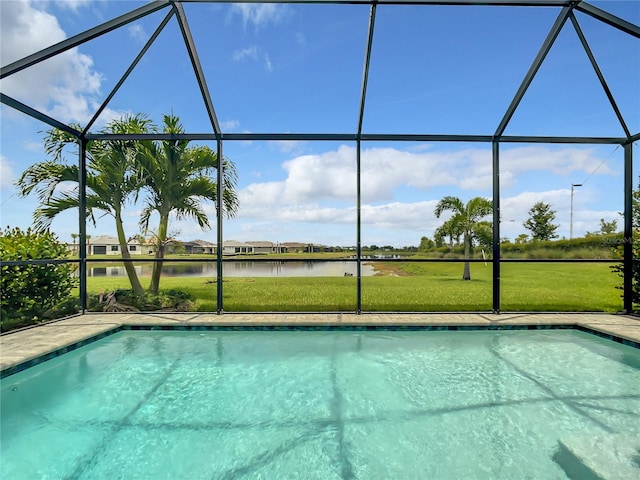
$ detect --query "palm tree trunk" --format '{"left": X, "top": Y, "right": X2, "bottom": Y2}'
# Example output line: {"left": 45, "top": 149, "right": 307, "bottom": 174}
{"left": 115, "top": 211, "right": 144, "bottom": 296}
{"left": 462, "top": 232, "right": 471, "bottom": 280}
{"left": 149, "top": 213, "right": 168, "bottom": 294}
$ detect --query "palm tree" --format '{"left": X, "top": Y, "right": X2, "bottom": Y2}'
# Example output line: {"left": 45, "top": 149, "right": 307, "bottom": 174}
{"left": 136, "top": 114, "right": 239, "bottom": 294}
{"left": 17, "top": 115, "right": 152, "bottom": 296}
{"left": 70, "top": 233, "right": 78, "bottom": 255}
{"left": 434, "top": 196, "right": 493, "bottom": 280}
{"left": 434, "top": 217, "right": 463, "bottom": 248}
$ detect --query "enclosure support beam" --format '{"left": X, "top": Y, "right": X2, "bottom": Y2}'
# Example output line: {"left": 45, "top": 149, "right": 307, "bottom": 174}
{"left": 179, "top": 1, "right": 574, "bottom": 7}
{"left": 354, "top": 3, "right": 375, "bottom": 315}
{"left": 79, "top": 138, "right": 88, "bottom": 313}
{"left": 356, "top": 140, "right": 363, "bottom": 314}
{"left": 83, "top": 9, "right": 176, "bottom": 135}
{"left": 0, "top": 94, "right": 81, "bottom": 137}
{"left": 217, "top": 140, "right": 224, "bottom": 314}
{"left": 495, "top": 5, "right": 573, "bottom": 137}
{"left": 575, "top": 2, "right": 640, "bottom": 39}
{"left": 357, "top": 2, "right": 376, "bottom": 136}
{"left": 623, "top": 143, "right": 633, "bottom": 313}
{"left": 174, "top": 2, "right": 221, "bottom": 138}
{"left": 570, "top": 13, "right": 630, "bottom": 139}
{"left": 492, "top": 141, "right": 501, "bottom": 313}
{"left": 85, "top": 132, "right": 628, "bottom": 145}
{"left": 0, "top": 1, "right": 170, "bottom": 79}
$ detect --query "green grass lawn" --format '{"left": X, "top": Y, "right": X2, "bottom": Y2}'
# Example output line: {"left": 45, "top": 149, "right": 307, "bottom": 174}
{"left": 82, "top": 261, "right": 622, "bottom": 312}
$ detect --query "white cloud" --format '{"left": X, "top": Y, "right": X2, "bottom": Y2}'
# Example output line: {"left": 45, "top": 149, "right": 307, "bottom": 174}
{"left": 221, "top": 120, "right": 240, "bottom": 131}
{"left": 23, "top": 140, "right": 43, "bottom": 152}
{"left": 53, "top": 0, "right": 92, "bottom": 11}
{"left": 237, "top": 144, "right": 614, "bottom": 214}
{"left": 232, "top": 46, "right": 258, "bottom": 61}
{"left": 362, "top": 201, "right": 440, "bottom": 231}
{"left": 0, "top": 156, "right": 16, "bottom": 189}
{"left": 231, "top": 4, "right": 288, "bottom": 28}
{"left": 295, "top": 32, "right": 306, "bottom": 46}
{"left": 230, "top": 144, "right": 619, "bottom": 243}
{"left": 128, "top": 24, "right": 148, "bottom": 44}
{"left": 92, "top": 107, "right": 133, "bottom": 129}
{"left": 231, "top": 46, "right": 273, "bottom": 72}
{"left": 269, "top": 140, "right": 306, "bottom": 154}
{"left": 0, "top": 0, "right": 105, "bottom": 124}
{"left": 501, "top": 145, "right": 614, "bottom": 178}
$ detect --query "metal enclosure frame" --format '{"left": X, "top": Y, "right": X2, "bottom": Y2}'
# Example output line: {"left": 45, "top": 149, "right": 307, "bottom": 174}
{"left": 1, "top": 0, "right": 638, "bottom": 314}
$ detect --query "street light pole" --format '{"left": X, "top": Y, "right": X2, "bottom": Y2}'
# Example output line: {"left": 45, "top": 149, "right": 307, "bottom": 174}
{"left": 570, "top": 183, "right": 582, "bottom": 240}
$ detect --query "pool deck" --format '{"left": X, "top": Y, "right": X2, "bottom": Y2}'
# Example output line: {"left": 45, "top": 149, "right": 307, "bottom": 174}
{"left": 2, "top": 312, "right": 640, "bottom": 374}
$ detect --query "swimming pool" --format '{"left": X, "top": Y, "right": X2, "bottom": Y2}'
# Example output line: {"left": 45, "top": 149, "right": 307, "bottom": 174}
{"left": 1, "top": 328, "right": 639, "bottom": 479}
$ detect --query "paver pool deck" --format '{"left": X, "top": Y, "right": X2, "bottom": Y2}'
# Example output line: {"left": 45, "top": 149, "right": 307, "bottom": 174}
{"left": 1, "top": 312, "right": 640, "bottom": 374}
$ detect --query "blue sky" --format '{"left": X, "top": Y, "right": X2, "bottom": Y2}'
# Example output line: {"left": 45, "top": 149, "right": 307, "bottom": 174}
{"left": 1, "top": 0, "right": 639, "bottom": 247}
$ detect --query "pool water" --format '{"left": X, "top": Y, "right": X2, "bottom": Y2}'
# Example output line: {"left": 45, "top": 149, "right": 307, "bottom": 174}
{"left": 1, "top": 329, "right": 639, "bottom": 479}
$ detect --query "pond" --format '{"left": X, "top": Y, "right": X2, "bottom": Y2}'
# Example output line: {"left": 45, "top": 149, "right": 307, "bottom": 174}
{"left": 86, "top": 260, "right": 376, "bottom": 278}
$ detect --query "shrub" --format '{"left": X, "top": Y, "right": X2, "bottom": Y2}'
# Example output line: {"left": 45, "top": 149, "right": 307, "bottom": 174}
{"left": 611, "top": 235, "right": 640, "bottom": 311}
{"left": 0, "top": 227, "right": 78, "bottom": 331}
{"left": 87, "top": 288, "right": 194, "bottom": 312}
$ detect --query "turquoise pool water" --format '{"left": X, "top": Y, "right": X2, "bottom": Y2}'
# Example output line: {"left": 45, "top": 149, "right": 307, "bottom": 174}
{"left": 1, "top": 329, "right": 639, "bottom": 479}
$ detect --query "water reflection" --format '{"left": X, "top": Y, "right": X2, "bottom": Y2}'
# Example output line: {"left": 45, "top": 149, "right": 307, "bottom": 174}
{"left": 87, "top": 261, "right": 375, "bottom": 278}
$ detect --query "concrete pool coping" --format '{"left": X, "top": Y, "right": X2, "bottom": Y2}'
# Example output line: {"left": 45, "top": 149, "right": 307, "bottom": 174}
{"left": 2, "top": 312, "right": 640, "bottom": 375}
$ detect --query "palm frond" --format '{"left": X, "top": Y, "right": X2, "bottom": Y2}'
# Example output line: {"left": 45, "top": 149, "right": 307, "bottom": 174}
{"left": 17, "top": 162, "right": 79, "bottom": 202}
{"left": 42, "top": 126, "right": 82, "bottom": 161}
{"left": 139, "top": 204, "right": 154, "bottom": 233}
{"left": 31, "top": 190, "right": 107, "bottom": 232}
{"left": 467, "top": 197, "right": 493, "bottom": 220}
{"left": 434, "top": 196, "right": 464, "bottom": 218}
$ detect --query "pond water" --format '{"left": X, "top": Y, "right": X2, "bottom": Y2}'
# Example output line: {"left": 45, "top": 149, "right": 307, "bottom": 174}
{"left": 87, "top": 261, "right": 376, "bottom": 278}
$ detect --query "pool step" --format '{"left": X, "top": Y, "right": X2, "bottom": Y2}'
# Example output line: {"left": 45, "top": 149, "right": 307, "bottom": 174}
{"left": 554, "top": 435, "right": 640, "bottom": 480}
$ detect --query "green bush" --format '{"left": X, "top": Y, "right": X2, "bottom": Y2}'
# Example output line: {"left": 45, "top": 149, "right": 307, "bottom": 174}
{"left": 0, "top": 227, "right": 78, "bottom": 331}
{"left": 611, "top": 236, "right": 640, "bottom": 311}
{"left": 499, "top": 234, "right": 621, "bottom": 259}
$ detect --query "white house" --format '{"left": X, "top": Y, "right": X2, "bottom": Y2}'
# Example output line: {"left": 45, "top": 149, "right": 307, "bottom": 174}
{"left": 192, "top": 239, "right": 216, "bottom": 254}
{"left": 246, "top": 241, "right": 283, "bottom": 254}
{"left": 88, "top": 235, "right": 147, "bottom": 255}
{"left": 223, "top": 240, "right": 254, "bottom": 255}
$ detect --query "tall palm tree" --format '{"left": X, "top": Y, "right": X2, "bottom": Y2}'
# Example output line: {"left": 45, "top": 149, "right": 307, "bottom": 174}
{"left": 136, "top": 114, "right": 239, "bottom": 294}
{"left": 434, "top": 196, "right": 493, "bottom": 280}
{"left": 17, "top": 115, "right": 152, "bottom": 296}
{"left": 70, "top": 233, "right": 78, "bottom": 255}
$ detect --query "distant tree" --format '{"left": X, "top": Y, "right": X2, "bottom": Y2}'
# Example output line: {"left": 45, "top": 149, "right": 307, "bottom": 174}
{"left": 474, "top": 221, "right": 493, "bottom": 250}
{"left": 70, "top": 233, "right": 78, "bottom": 254}
{"left": 419, "top": 236, "right": 435, "bottom": 251}
{"left": 169, "top": 240, "right": 186, "bottom": 255}
{"left": 515, "top": 233, "right": 529, "bottom": 244}
{"left": 599, "top": 218, "right": 618, "bottom": 235}
{"left": 587, "top": 218, "right": 619, "bottom": 237}
{"left": 523, "top": 202, "right": 559, "bottom": 241}
{"left": 434, "top": 217, "right": 463, "bottom": 248}
{"left": 434, "top": 196, "right": 493, "bottom": 280}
